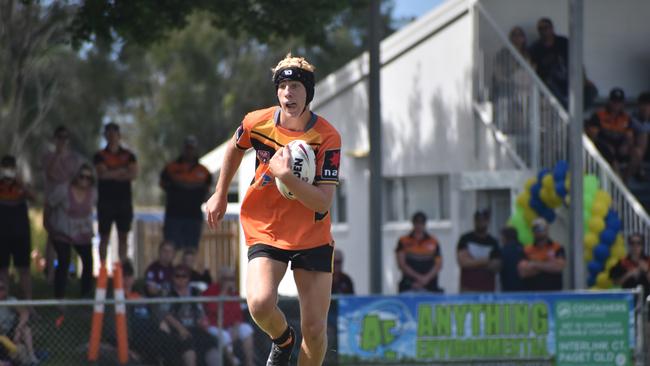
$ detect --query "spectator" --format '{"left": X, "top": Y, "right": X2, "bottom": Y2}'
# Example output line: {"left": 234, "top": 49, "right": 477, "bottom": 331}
{"left": 47, "top": 163, "right": 96, "bottom": 299}
{"left": 42, "top": 126, "right": 83, "bottom": 283}
{"left": 499, "top": 227, "right": 525, "bottom": 292}
{"left": 120, "top": 260, "right": 180, "bottom": 366}
{"left": 181, "top": 249, "right": 212, "bottom": 290}
{"left": 0, "top": 279, "right": 39, "bottom": 365}
{"left": 457, "top": 209, "right": 501, "bottom": 292}
{"left": 203, "top": 267, "right": 254, "bottom": 366}
{"left": 93, "top": 122, "right": 138, "bottom": 262}
{"left": 529, "top": 17, "right": 597, "bottom": 108}
{"left": 164, "top": 265, "right": 220, "bottom": 366}
{"left": 332, "top": 249, "right": 355, "bottom": 295}
{"left": 160, "top": 136, "right": 212, "bottom": 250}
{"left": 145, "top": 240, "right": 176, "bottom": 297}
{"left": 630, "top": 92, "right": 650, "bottom": 180}
{"left": 518, "top": 218, "right": 566, "bottom": 291}
{"left": 0, "top": 155, "right": 34, "bottom": 300}
{"left": 585, "top": 88, "right": 633, "bottom": 178}
{"left": 609, "top": 233, "right": 649, "bottom": 297}
{"left": 396, "top": 212, "right": 443, "bottom": 293}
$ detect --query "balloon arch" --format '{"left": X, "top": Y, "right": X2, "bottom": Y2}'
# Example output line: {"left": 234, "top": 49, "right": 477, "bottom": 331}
{"left": 508, "top": 160, "right": 626, "bottom": 289}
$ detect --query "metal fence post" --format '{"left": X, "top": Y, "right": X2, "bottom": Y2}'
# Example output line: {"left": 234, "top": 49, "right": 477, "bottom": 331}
{"left": 529, "top": 85, "right": 540, "bottom": 172}
{"left": 217, "top": 296, "right": 224, "bottom": 364}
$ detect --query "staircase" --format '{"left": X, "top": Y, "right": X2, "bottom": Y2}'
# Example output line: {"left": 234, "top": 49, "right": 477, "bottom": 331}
{"left": 472, "top": 2, "right": 650, "bottom": 241}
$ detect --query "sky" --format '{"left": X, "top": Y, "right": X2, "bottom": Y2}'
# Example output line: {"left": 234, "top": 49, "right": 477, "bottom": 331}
{"left": 392, "top": 0, "right": 447, "bottom": 23}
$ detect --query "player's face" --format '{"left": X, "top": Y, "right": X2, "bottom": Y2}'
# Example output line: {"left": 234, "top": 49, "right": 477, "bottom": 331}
{"left": 104, "top": 129, "right": 121, "bottom": 145}
{"left": 277, "top": 80, "right": 307, "bottom": 117}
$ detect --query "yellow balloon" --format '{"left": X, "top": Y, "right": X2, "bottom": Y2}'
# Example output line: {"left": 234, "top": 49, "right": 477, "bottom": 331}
{"left": 605, "top": 257, "right": 618, "bottom": 270}
{"left": 588, "top": 217, "right": 605, "bottom": 234}
{"left": 595, "top": 272, "right": 613, "bottom": 289}
{"left": 595, "top": 190, "right": 612, "bottom": 207}
{"left": 523, "top": 207, "right": 536, "bottom": 224}
{"left": 542, "top": 174, "right": 554, "bottom": 189}
{"left": 611, "top": 244, "right": 626, "bottom": 260}
{"left": 591, "top": 201, "right": 608, "bottom": 218}
{"left": 516, "top": 191, "right": 531, "bottom": 208}
{"left": 614, "top": 234, "right": 625, "bottom": 248}
{"left": 584, "top": 249, "right": 593, "bottom": 262}
{"left": 565, "top": 195, "right": 571, "bottom": 205}
{"left": 525, "top": 178, "right": 537, "bottom": 190}
{"left": 565, "top": 176, "right": 571, "bottom": 190}
{"left": 540, "top": 188, "right": 554, "bottom": 207}
{"left": 584, "top": 232, "right": 599, "bottom": 248}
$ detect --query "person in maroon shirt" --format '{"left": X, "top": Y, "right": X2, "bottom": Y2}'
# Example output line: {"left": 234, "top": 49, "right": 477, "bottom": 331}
{"left": 331, "top": 249, "right": 354, "bottom": 294}
{"left": 144, "top": 240, "right": 176, "bottom": 297}
{"left": 456, "top": 209, "right": 501, "bottom": 292}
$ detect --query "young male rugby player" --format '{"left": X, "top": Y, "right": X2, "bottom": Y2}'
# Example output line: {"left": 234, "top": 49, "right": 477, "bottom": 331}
{"left": 206, "top": 54, "right": 341, "bottom": 366}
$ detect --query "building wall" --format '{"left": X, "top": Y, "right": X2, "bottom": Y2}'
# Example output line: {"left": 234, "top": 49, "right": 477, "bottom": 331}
{"left": 482, "top": 0, "right": 650, "bottom": 98}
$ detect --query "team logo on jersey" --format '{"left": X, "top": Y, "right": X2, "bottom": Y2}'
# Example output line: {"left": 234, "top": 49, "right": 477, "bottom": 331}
{"left": 257, "top": 150, "right": 271, "bottom": 164}
{"left": 321, "top": 149, "right": 340, "bottom": 180}
{"left": 260, "top": 174, "right": 272, "bottom": 187}
{"left": 235, "top": 125, "right": 246, "bottom": 144}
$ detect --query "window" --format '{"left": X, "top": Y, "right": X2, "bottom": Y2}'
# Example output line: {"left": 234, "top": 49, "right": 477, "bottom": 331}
{"left": 330, "top": 180, "right": 347, "bottom": 223}
{"left": 383, "top": 175, "right": 450, "bottom": 222}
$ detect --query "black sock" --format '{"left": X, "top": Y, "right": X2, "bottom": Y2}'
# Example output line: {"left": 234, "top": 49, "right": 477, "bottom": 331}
{"left": 272, "top": 326, "right": 293, "bottom": 347}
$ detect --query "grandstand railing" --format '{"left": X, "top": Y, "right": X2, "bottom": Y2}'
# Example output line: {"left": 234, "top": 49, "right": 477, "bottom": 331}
{"left": 472, "top": 2, "right": 650, "bottom": 242}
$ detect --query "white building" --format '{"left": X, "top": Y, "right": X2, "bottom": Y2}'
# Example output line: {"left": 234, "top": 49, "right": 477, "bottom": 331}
{"left": 201, "top": 0, "right": 650, "bottom": 296}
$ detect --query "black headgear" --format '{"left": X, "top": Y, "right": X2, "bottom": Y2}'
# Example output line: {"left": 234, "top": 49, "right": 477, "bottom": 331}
{"left": 273, "top": 67, "right": 315, "bottom": 106}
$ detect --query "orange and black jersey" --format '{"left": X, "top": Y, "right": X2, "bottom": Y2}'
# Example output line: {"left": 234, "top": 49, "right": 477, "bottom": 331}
{"left": 395, "top": 232, "right": 442, "bottom": 274}
{"left": 610, "top": 254, "right": 650, "bottom": 291}
{"left": 521, "top": 240, "right": 565, "bottom": 291}
{"left": 235, "top": 107, "right": 341, "bottom": 250}
{"left": 93, "top": 146, "right": 137, "bottom": 202}
{"left": 160, "top": 158, "right": 212, "bottom": 219}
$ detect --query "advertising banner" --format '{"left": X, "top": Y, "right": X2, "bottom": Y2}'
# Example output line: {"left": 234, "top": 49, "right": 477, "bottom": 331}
{"left": 338, "top": 292, "right": 635, "bottom": 365}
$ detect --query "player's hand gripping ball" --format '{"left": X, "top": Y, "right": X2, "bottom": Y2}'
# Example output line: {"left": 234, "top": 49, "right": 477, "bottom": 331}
{"left": 276, "top": 140, "right": 316, "bottom": 200}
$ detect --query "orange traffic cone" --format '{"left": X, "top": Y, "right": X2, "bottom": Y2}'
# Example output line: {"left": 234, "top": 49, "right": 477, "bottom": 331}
{"left": 88, "top": 264, "right": 108, "bottom": 361}
{"left": 113, "top": 262, "right": 129, "bottom": 364}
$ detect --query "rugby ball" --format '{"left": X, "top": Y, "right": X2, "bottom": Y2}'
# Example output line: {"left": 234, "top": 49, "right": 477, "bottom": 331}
{"left": 275, "top": 140, "right": 316, "bottom": 200}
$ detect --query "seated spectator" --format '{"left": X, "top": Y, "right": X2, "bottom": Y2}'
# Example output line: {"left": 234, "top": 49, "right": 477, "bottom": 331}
{"left": 456, "top": 209, "right": 501, "bottom": 292}
{"left": 181, "top": 249, "right": 212, "bottom": 290}
{"left": 518, "top": 218, "right": 566, "bottom": 291}
{"left": 0, "top": 155, "right": 34, "bottom": 300}
{"left": 630, "top": 92, "right": 650, "bottom": 180}
{"left": 609, "top": 233, "right": 649, "bottom": 297}
{"left": 0, "top": 279, "right": 39, "bottom": 365}
{"left": 332, "top": 249, "right": 355, "bottom": 294}
{"left": 203, "top": 267, "right": 254, "bottom": 366}
{"left": 165, "top": 265, "right": 220, "bottom": 366}
{"left": 145, "top": 240, "right": 176, "bottom": 297}
{"left": 47, "top": 163, "right": 96, "bottom": 299}
{"left": 396, "top": 212, "right": 443, "bottom": 293}
{"left": 120, "top": 260, "right": 180, "bottom": 366}
{"left": 585, "top": 88, "right": 633, "bottom": 178}
{"left": 499, "top": 227, "right": 525, "bottom": 292}
{"left": 529, "top": 17, "right": 597, "bottom": 108}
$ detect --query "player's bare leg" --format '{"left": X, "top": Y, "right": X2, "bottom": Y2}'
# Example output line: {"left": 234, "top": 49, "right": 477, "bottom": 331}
{"left": 294, "top": 269, "right": 332, "bottom": 366}
{"left": 246, "top": 257, "right": 290, "bottom": 337}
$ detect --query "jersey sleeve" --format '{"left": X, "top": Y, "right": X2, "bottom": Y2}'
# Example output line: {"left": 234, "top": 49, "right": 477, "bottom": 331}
{"left": 555, "top": 246, "right": 566, "bottom": 259}
{"left": 314, "top": 130, "right": 341, "bottom": 185}
{"left": 234, "top": 113, "right": 255, "bottom": 150}
{"left": 456, "top": 234, "right": 468, "bottom": 251}
{"left": 93, "top": 151, "right": 104, "bottom": 165}
{"left": 128, "top": 151, "right": 137, "bottom": 163}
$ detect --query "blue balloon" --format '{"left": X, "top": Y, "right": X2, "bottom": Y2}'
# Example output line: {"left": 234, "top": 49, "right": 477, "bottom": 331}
{"left": 588, "top": 260, "right": 603, "bottom": 276}
{"left": 555, "top": 181, "right": 567, "bottom": 197}
{"left": 605, "top": 209, "right": 617, "bottom": 223}
{"left": 537, "top": 169, "right": 550, "bottom": 182}
{"left": 593, "top": 244, "right": 610, "bottom": 262}
{"left": 587, "top": 274, "right": 596, "bottom": 287}
{"left": 531, "top": 183, "right": 542, "bottom": 199}
{"left": 600, "top": 229, "right": 617, "bottom": 246}
{"left": 553, "top": 161, "right": 568, "bottom": 181}
{"left": 542, "top": 208, "right": 556, "bottom": 223}
{"left": 529, "top": 196, "right": 544, "bottom": 214}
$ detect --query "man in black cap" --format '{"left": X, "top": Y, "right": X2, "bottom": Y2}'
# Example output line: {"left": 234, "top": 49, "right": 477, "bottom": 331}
{"left": 160, "top": 135, "right": 212, "bottom": 250}
{"left": 518, "top": 218, "right": 566, "bottom": 291}
{"left": 585, "top": 87, "right": 633, "bottom": 178}
{"left": 456, "top": 209, "right": 501, "bottom": 292}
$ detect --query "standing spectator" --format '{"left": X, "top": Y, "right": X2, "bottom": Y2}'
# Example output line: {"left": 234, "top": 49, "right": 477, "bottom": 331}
{"left": 47, "top": 164, "right": 96, "bottom": 299}
{"left": 609, "top": 233, "right": 649, "bottom": 297}
{"left": 585, "top": 88, "right": 633, "bottom": 178}
{"left": 0, "top": 155, "right": 34, "bottom": 300}
{"left": 160, "top": 136, "right": 212, "bottom": 250}
{"left": 42, "top": 126, "right": 83, "bottom": 283}
{"left": 181, "top": 249, "right": 212, "bottom": 289}
{"left": 0, "top": 279, "right": 39, "bottom": 365}
{"left": 499, "top": 227, "right": 525, "bottom": 292}
{"left": 529, "top": 17, "right": 597, "bottom": 108}
{"left": 203, "top": 267, "right": 255, "bottom": 366}
{"left": 332, "top": 249, "right": 355, "bottom": 295}
{"left": 165, "top": 265, "right": 220, "bottom": 366}
{"left": 93, "top": 122, "right": 137, "bottom": 262}
{"left": 518, "top": 218, "right": 566, "bottom": 291}
{"left": 120, "top": 260, "right": 180, "bottom": 366}
{"left": 457, "top": 209, "right": 501, "bottom": 292}
{"left": 144, "top": 240, "right": 176, "bottom": 297}
{"left": 396, "top": 212, "right": 443, "bottom": 293}
{"left": 629, "top": 92, "right": 650, "bottom": 180}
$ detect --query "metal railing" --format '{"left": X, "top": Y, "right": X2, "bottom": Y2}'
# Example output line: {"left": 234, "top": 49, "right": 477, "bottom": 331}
{"left": 473, "top": 2, "right": 650, "bottom": 244}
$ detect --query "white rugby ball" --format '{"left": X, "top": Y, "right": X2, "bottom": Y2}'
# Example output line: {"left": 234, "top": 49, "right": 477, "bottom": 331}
{"left": 275, "top": 140, "right": 316, "bottom": 200}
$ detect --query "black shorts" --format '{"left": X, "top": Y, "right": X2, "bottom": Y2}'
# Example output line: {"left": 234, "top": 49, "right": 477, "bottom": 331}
{"left": 248, "top": 243, "right": 334, "bottom": 273}
{"left": 0, "top": 233, "right": 31, "bottom": 269}
{"left": 97, "top": 200, "right": 133, "bottom": 235}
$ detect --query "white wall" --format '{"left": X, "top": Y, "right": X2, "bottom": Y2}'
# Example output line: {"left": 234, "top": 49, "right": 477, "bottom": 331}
{"left": 482, "top": 0, "right": 650, "bottom": 98}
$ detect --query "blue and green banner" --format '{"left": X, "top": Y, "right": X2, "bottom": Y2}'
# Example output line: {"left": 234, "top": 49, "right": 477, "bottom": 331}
{"left": 338, "top": 292, "right": 635, "bottom": 365}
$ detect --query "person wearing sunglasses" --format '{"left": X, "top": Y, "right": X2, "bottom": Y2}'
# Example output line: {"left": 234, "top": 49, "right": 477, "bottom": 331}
{"left": 46, "top": 163, "right": 96, "bottom": 299}
{"left": 610, "top": 233, "right": 650, "bottom": 297}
